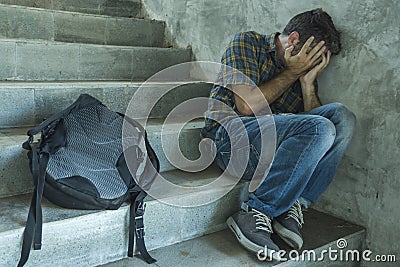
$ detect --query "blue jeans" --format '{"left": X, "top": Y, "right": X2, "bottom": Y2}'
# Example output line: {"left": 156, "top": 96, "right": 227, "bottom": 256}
{"left": 214, "top": 103, "right": 356, "bottom": 218}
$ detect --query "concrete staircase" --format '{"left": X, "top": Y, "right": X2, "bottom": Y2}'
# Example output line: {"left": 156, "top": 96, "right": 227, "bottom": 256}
{"left": 0, "top": 1, "right": 365, "bottom": 266}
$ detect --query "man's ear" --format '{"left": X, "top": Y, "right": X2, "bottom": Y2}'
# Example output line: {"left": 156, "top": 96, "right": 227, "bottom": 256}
{"left": 287, "top": 31, "right": 300, "bottom": 46}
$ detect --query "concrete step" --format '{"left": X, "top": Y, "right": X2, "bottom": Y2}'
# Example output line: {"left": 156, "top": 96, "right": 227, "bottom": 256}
{"left": 0, "top": 118, "right": 206, "bottom": 198}
{"left": 0, "top": 81, "right": 211, "bottom": 127}
{"left": 0, "top": 166, "right": 249, "bottom": 267}
{"left": 0, "top": 39, "right": 192, "bottom": 81}
{"left": 0, "top": 0, "right": 142, "bottom": 18}
{"left": 0, "top": 4, "right": 165, "bottom": 47}
{"left": 102, "top": 210, "right": 365, "bottom": 267}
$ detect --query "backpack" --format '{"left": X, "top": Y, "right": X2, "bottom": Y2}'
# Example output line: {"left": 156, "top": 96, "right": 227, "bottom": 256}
{"left": 18, "top": 94, "right": 159, "bottom": 266}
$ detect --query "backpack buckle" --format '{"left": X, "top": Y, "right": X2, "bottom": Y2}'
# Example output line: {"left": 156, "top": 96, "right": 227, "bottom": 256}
{"left": 136, "top": 202, "right": 146, "bottom": 216}
{"left": 136, "top": 227, "right": 145, "bottom": 238}
{"left": 29, "top": 132, "right": 42, "bottom": 146}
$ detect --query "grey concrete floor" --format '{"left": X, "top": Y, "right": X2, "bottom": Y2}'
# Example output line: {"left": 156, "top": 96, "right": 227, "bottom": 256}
{"left": 101, "top": 209, "right": 365, "bottom": 267}
{"left": 101, "top": 229, "right": 275, "bottom": 267}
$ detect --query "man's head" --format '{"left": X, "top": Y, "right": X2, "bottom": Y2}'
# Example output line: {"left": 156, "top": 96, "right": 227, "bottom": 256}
{"left": 281, "top": 8, "right": 341, "bottom": 56}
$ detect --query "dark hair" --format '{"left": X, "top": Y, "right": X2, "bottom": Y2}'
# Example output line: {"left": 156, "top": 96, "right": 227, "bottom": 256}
{"left": 282, "top": 8, "right": 341, "bottom": 55}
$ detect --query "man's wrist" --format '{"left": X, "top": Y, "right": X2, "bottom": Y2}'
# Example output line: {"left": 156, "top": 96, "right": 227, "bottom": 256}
{"left": 303, "top": 91, "right": 317, "bottom": 98}
{"left": 300, "top": 81, "right": 317, "bottom": 95}
{"left": 299, "top": 77, "right": 314, "bottom": 87}
{"left": 283, "top": 68, "right": 301, "bottom": 82}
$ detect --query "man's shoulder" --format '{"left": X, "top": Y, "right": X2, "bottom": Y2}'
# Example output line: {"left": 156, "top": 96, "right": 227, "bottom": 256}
{"left": 229, "top": 31, "right": 278, "bottom": 53}
{"left": 232, "top": 31, "right": 267, "bottom": 42}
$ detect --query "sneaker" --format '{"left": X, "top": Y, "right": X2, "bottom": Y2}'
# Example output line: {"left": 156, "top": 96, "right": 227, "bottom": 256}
{"left": 226, "top": 208, "right": 281, "bottom": 260}
{"left": 272, "top": 200, "right": 304, "bottom": 249}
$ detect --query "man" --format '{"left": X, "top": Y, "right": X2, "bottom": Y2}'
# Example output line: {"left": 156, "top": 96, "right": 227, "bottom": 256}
{"left": 200, "top": 8, "right": 356, "bottom": 259}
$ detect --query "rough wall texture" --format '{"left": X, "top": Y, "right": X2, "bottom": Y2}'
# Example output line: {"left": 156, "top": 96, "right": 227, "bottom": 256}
{"left": 142, "top": 0, "right": 400, "bottom": 265}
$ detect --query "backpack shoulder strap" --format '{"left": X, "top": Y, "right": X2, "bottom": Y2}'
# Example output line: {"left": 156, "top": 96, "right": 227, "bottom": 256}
{"left": 121, "top": 114, "right": 158, "bottom": 263}
{"left": 128, "top": 189, "right": 157, "bottom": 264}
{"left": 18, "top": 145, "right": 49, "bottom": 267}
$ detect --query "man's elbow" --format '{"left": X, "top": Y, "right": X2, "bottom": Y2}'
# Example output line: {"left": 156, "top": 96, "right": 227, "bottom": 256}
{"left": 237, "top": 103, "right": 254, "bottom": 116}
{"left": 233, "top": 88, "right": 255, "bottom": 116}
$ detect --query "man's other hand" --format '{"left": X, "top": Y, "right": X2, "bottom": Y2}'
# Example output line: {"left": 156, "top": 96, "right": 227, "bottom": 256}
{"left": 300, "top": 50, "right": 331, "bottom": 87}
{"left": 284, "top": 36, "right": 327, "bottom": 78}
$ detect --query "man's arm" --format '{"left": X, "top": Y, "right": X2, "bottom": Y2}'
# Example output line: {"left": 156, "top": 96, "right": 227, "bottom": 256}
{"left": 234, "top": 37, "right": 327, "bottom": 116}
{"left": 300, "top": 50, "right": 331, "bottom": 111}
{"left": 233, "top": 70, "right": 298, "bottom": 116}
{"left": 300, "top": 83, "right": 322, "bottom": 111}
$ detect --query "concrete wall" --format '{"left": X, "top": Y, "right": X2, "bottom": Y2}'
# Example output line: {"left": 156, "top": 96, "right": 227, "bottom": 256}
{"left": 142, "top": 0, "right": 400, "bottom": 265}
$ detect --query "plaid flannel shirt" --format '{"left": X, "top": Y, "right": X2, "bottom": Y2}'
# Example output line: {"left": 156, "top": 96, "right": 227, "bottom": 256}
{"left": 201, "top": 31, "right": 317, "bottom": 139}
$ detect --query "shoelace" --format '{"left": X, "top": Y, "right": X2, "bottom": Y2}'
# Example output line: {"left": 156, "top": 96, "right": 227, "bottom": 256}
{"left": 287, "top": 200, "right": 304, "bottom": 228}
{"left": 252, "top": 209, "right": 273, "bottom": 233}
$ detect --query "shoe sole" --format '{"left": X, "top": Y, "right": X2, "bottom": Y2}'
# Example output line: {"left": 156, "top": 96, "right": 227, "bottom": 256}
{"left": 226, "top": 216, "right": 282, "bottom": 261}
{"left": 273, "top": 220, "right": 303, "bottom": 249}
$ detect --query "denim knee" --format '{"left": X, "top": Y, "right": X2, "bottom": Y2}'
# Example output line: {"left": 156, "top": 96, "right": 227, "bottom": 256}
{"left": 313, "top": 116, "right": 336, "bottom": 148}
{"left": 329, "top": 102, "right": 357, "bottom": 139}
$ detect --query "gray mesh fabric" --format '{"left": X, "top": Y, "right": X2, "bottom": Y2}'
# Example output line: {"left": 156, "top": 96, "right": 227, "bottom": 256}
{"left": 46, "top": 105, "right": 140, "bottom": 199}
